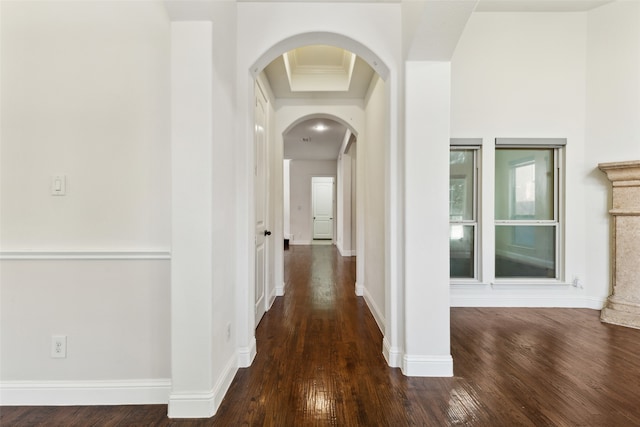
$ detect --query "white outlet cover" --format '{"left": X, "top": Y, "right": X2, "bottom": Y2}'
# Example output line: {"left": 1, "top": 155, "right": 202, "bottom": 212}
{"left": 51, "top": 335, "right": 67, "bottom": 358}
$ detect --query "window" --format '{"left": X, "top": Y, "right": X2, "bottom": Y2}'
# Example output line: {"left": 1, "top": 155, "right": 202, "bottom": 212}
{"left": 495, "top": 141, "right": 563, "bottom": 280}
{"left": 450, "top": 142, "right": 479, "bottom": 280}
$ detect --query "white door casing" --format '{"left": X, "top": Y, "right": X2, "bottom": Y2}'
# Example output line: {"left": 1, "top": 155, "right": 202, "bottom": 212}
{"left": 312, "top": 177, "right": 334, "bottom": 240}
{"left": 254, "top": 83, "right": 269, "bottom": 327}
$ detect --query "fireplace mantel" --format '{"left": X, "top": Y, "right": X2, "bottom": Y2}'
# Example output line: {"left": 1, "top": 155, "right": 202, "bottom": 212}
{"left": 599, "top": 160, "right": 640, "bottom": 329}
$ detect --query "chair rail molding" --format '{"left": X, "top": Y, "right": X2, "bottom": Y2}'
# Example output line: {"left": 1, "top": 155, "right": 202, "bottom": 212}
{"left": 0, "top": 250, "right": 171, "bottom": 260}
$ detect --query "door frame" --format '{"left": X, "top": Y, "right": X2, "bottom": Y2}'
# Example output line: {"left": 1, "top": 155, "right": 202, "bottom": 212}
{"left": 311, "top": 176, "right": 335, "bottom": 241}
{"left": 254, "top": 81, "right": 269, "bottom": 327}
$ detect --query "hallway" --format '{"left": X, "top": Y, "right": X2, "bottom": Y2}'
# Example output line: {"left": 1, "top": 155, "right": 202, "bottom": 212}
{"left": 223, "top": 244, "right": 385, "bottom": 425}
{"left": 4, "top": 245, "right": 640, "bottom": 425}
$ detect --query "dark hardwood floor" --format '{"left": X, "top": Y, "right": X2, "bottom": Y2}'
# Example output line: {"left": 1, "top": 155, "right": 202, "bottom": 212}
{"left": 3, "top": 245, "right": 640, "bottom": 426}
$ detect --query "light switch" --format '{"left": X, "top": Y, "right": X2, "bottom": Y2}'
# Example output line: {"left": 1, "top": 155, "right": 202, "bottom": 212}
{"left": 51, "top": 175, "right": 66, "bottom": 196}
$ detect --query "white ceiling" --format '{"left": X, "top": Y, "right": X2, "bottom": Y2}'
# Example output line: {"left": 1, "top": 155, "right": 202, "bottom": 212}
{"left": 475, "top": 0, "right": 613, "bottom": 12}
{"left": 236, "top": 0, "right": 612, "bottom": 9}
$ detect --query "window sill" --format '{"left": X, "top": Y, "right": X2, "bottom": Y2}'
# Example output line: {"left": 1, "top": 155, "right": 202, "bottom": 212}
{"left": 490, "top": 281, "right": 573, "bottom": 290}
{"left": 450, "top": 280, "right": 488, "bottom": 287}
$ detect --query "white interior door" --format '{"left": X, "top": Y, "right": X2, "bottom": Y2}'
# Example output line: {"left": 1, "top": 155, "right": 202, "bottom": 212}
{"left": 312, "top": 177, "right": 334, "bottom": 240}
{"left": 254, "top": 84, "right": 269, "bottom": 327}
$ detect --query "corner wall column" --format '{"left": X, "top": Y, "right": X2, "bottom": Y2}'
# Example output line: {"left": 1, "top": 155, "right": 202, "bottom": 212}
{"left": 169, "top": 21, "right": 216, "bottom": 418}
{"left": 403, "top": 61, "right": 453, "bottom": 376}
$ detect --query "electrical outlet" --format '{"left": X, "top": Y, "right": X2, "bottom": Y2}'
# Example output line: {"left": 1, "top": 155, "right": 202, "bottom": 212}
{"left": 572, "top": 276, "right": 583, "bottom": 289}
{"left": 51, "top": 335, "right": 67, "bottom": 358}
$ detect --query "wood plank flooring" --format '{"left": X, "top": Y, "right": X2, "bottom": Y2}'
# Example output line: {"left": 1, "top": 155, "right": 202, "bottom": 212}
{"left": 3, "top": 245, "right": 640, "bottom": 426}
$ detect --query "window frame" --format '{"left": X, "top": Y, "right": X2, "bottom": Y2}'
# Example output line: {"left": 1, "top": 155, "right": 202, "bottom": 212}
{"left": 449, "top": 140, "right": 481, "bottom": 283}
{"left": 494, "top": 139, "right": 564, "bottom": 283}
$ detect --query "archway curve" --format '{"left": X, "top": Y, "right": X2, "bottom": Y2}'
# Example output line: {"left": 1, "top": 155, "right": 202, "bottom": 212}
{"left": 249, "top": 31, "right": 390, "bottom": 82}
{"left": 282, "top": 113, "right": 359, "bottom": 140}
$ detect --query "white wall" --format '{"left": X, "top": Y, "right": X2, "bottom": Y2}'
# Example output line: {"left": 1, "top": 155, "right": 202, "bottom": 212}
{"left": 0, "top": 0, "right": 172, "bottom": 404}
{"left": 585, "top": 1, "right": 640, "bottom": 303}
{"left": 283, "top": 159, "right": 291, "bottom": 239}
{"left": 170, "top": 19, "right": 239, "bottom": 418}
{"left": 337, "top": 148, "right": 353, "bottom": 256}
{"left": 404, "top": 61, "right": 452, "bottom": 376}
{"left": 1, "top": 1, "right": 170, "bottom": 248}
{"left": 1, "top": 260, "right": 169, "bottom": 379}
{"left": 361, "top": 76, "right": 387, "bottom": 330}
{"left": 169, "top": 1, "right": 240, "bottom": 417}
{"left": 349, "top": 143, "right": 358, "bottom": 253}
{"left": 289, "top": 160, "right": 337, "bottom": 244}
{"left": 208, "top": 4, "right": 240, "bottom": 405}
{"left": 336, "top": 130, "right": 355, "bottom": 257}
{"left": 450, "top": 11, "right": 593, "bottom": 306}
{"left": 450, "top": 5, "right": 640, "bottom": 308}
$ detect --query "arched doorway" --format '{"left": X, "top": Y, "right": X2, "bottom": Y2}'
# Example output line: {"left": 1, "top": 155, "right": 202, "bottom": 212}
{"left": 240, "top": 33, "right": 402, "bottom": 373}
{"left": 280, "top": 114, "right": 359, "bottom": 290}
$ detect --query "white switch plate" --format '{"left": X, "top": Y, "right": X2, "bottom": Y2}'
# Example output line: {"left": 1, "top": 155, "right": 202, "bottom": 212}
{"left": 51, "top": 175, "right": 66, "bottom": 196}
{"left": 51, "top": 335, "right": 67, "bottom": 358}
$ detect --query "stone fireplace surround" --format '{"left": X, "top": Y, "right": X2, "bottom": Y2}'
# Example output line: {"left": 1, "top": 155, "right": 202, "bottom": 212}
{"left": 599, "top": 160, "right": 640, "bottom": 329}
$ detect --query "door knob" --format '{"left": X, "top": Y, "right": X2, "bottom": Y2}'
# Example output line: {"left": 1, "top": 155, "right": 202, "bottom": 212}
{"left": 264, "top": 230, "right": 272, "bottom": 236}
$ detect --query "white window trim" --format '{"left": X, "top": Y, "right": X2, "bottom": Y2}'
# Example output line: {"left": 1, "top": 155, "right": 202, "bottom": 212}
{"left": 493, "top": 141, "right": 565, "bottom": 284}
{"left": 450, "top": 142, "right": 481, "bottom": 284}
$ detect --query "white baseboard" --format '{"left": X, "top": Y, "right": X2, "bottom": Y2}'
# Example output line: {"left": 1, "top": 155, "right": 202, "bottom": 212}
{"left": 168, "top": 391, "right": 215, "bottom": 418}
{"left": 363, "top": 286, "right": 385, "bottom": 335}
{"left": 451, "top": 292, "right": 607, "bottom": 309}
{"left": 0, "top": 379, "right": 171, "bottom": 406}
{"left": 336, "top": 244, "right": 356, "bottom": 257}
{"left": 402, "top": 355, "right": 453, "bottom": 377}
{"left": 583, "top": 296, "right": 608, "bottom": 309}
{"left": 290, "top": 240, "right": 311, "bottom": 246}
{"left": 213, "top": 355, "right": 237, "bottom": 414}
{"left": 276, "top": 281, "right": 285, "bottom": 296}
{"left": 168, "top": 353, "right": 237, "bottom": 418}
{"left": 355, "top": 281, "right": 364, "bottom": 296}
{"left": 267, "top": 287, "right": 277, "bottom": 310}
{"left": 382, "top": 337, "right": 402, "bottom": 368}
{"left": 237, "top": 337, "right": 257, "bottom": 368}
